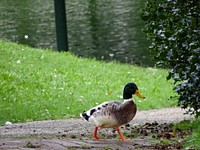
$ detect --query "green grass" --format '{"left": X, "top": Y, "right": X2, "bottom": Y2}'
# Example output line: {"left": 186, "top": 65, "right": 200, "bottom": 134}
{"left": 184, "top": 119, "right": 200, "bottom": 149}
{"left": 0, "top": 40, "right": 177, "bottom": 125}
{"left": 172, "top": 119, "right": 200, "bottom": 149}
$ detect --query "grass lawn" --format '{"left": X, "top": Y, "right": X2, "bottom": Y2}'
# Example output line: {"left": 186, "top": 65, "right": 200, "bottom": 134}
{"left": 0, "top": 40, "right": 177, "bottom": 124}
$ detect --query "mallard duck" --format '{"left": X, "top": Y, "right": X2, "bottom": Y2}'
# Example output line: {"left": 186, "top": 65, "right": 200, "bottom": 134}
{"left": 80, "top": 82, "right": 145, "bottom": 141}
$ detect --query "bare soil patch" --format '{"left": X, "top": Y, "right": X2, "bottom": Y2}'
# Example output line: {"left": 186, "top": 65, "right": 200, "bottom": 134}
{"left": 0, "top": 107, "right": 193, "bottom": 149}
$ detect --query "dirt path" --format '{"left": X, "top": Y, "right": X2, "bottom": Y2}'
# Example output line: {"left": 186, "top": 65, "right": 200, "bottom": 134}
{"left": 0, "top": 107, "right": 193, "bottom": 149}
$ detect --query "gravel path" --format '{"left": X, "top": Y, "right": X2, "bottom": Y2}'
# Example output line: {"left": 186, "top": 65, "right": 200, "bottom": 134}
{"left": 0, "top": 107, "right": 194, "bottom": 149}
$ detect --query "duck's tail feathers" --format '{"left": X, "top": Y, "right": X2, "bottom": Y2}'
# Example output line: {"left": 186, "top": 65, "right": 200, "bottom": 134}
{"left": 80, "top": 112, "right": 90, "bottom": 121}
{"left": 80, "top": 107, "right": 97, "bottom": 121}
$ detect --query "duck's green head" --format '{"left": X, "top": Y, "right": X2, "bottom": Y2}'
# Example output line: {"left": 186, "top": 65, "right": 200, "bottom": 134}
{"left": 123, "top": 83, "right": 145, "bottom": 99}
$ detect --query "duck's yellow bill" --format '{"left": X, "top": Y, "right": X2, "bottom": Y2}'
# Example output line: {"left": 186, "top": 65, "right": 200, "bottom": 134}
{"left": 135, "top": 90, "right": 145, "bottom": 99}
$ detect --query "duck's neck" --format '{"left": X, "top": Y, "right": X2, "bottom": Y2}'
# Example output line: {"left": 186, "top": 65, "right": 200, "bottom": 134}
{"left": 123, "top": 93, "right": 133, "bottom": 100}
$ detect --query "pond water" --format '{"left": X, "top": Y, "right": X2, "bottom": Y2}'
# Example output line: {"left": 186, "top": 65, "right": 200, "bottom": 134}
{"left": 0, "top": 0, "right": 154, "bottom": 66}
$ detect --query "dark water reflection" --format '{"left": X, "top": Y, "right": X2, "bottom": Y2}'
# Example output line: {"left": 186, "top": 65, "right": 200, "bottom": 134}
{"left": 0, "top": 0, "right": 154, "bottom": 66}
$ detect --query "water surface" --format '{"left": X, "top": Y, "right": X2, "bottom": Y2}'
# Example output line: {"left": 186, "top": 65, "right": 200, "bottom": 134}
{"left": 0, "top": 0, "right": 153, "bottom": 66}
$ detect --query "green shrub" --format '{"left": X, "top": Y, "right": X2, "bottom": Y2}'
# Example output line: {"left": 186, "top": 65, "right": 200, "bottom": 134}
{"left": 142, "top": 0, "right": 200, "bottom": 116}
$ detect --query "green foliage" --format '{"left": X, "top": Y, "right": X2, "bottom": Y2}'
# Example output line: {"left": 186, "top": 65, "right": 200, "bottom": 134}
{"left": 142, "top": 0, "right": 200, "bottom": 116}
{"left": 0, "top": 41, "right": 176, "bottom": 125}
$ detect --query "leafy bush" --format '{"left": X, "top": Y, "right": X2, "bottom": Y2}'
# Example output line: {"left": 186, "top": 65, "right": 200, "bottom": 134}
{"left": 142, "top": 0, "right": 200, "bottom": 116}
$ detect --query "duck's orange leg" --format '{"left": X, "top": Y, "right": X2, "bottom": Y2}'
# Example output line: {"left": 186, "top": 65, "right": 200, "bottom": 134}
{"left": 94, "top": 127, "right": 100, "bottom": 140}
{"left": 117, "top": 128, "right": 125, "bottom": 141}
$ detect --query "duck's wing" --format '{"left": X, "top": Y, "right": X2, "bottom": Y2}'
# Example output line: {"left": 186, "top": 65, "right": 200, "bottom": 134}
{"left": 80, "top": 101, "right": 122, "bottom": 128}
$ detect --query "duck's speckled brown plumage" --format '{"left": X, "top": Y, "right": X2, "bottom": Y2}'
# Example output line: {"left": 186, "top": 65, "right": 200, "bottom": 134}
{"left": 89, "top": 99, "right": 137, "bottom": 128}
{"left": 114, "top": 99, "right": 137, "bottom": 126}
